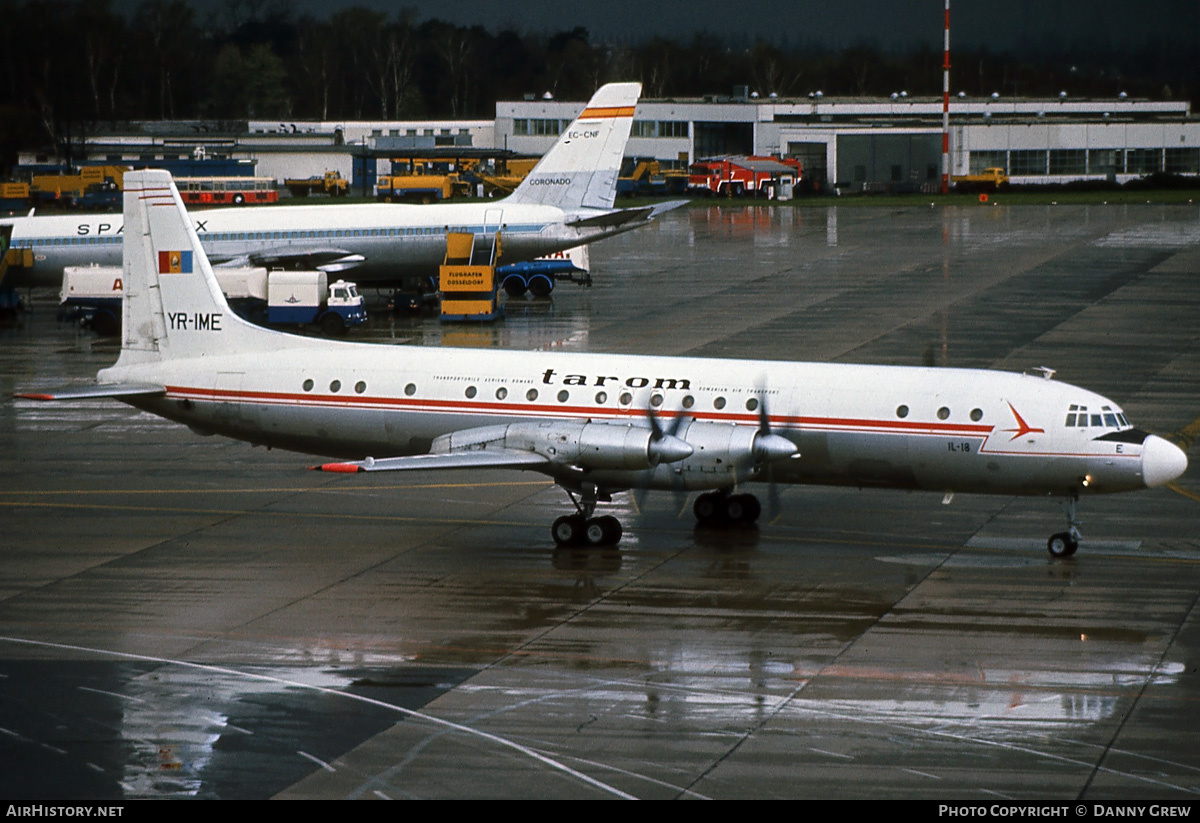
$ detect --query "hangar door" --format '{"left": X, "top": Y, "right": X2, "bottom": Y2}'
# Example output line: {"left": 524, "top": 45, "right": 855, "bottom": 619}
{"left": 836, "top": 134, "right": 941, "bottom": 192}
{"left": 786, "top": 141, "right": 828, "bottom": 190}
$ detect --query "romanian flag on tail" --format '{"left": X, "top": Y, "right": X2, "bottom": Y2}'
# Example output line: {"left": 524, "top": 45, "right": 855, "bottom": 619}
{"left": 158, "top": 250, "right": 192, "bottom": 274}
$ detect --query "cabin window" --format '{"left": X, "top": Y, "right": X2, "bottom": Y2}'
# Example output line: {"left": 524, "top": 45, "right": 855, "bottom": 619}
{"left": 303, "top": 379, "right": 314, "bottom": 392}
{"left": 496, "top": 387, "right": 508, "bottom": 400}
{"left": 526, "top": 388, "right": 538, "bottom": 401}
{"left": 682, "top": 395, "right": 695, "bottom": 409}
{"left": 970, "top": 408, "right": 983, "bottom": 421}
{"left": 714, "top": 396, "right": 726, "bottom": 410}
{"left": 557, "top": 390, "right": 569, "bottom": 403}
{"left": 404, "top": 383, "right": 416, "bottom": 396}
{"left": 465, "top": 386, "right": 477, "bottom": 399}
{"left": 650, "top": 394, "right": 664, "bottom": 407}
{"left": 330, "top": 380, "right": 341, "bottom": 393}
{"left": 619, "top": 392, "right": 633, "bottom": 405}
{"left": 595, "top": 391, "right": 607, "bottom": 404}
{"left": 896, "top": 405, "right": 909, "bottom": 418}
{"left": 355, "top": 381, "right": 366, "bottom": 394}
{"left": 937, "top": 407, "right": 950, "bottom": 420}
{"left": 746, "top": 398, "right": 758, "bottom": 412}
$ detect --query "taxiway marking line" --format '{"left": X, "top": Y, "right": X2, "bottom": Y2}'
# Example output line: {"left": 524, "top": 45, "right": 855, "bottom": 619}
{"left": 1167, "top": 481, "right": 1200, "bottom": 504}
{"left": 0, "top": 635, "right": 638, "bottom": 800}
{"left": 1169, "top": 414, "right": 1200, "bottom": 451}
{"left": 0, "top": 480, "right": 553, "bottom": 497}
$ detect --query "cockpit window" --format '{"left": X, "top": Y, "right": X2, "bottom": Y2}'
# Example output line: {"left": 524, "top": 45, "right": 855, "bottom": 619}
{"left": 1065, "top": 403, "right": 1128, "bottom": 430}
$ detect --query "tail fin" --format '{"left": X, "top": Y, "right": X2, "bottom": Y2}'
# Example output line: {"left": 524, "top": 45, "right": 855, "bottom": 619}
{"left": 111, "top": 169, "right": 278, "bottom": 368}
{"left": 505, "top": 82, "right": 640, "bottom": 211}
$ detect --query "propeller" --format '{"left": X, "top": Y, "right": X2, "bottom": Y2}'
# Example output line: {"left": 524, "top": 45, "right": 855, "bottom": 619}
{"left": 748, "top": 382, "right": 799, "bottom": 521}
{"left": 635, "top": 405, "right": 693, "bottom": 514}
{"left": 645, "top": 405, "right": 693, "bottom": 465}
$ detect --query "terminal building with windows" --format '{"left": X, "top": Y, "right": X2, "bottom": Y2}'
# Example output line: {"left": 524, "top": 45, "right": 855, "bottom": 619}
{"left": 30, "top": 94, "right": 1199, "bottom": 194}
{"left": 498, "top": 94, "right": 1200, "bottom": 191}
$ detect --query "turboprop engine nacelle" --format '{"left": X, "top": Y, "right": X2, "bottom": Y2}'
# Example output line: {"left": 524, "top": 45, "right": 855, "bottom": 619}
{"left": 635, "top": 420, "right": 799, "bottom": 490}
{"left": 431, "top": 420, "right": 693, "bottom": 471}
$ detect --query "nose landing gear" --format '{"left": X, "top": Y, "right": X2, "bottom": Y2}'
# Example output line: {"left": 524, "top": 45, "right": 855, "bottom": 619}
{"left": 1047, "top": 497, "right": 1081, "bottom": 558}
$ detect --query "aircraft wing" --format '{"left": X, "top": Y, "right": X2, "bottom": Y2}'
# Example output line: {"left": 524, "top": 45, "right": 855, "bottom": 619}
{"left": 565, "top": 199, "right": 688, "bottom": 229}
{"left": 211, "top": 247, "right": 366, "bottom": 274}
{"left": 16, "top": 382, "right": 165, "bottom": 401}
{"left": 313, "top": 450, "right": 551, "bottom": 473}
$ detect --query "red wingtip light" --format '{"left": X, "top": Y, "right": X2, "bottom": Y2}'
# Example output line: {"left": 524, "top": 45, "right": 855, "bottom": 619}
{"left": 313, "top": 462, "right": 362, "bottom": 473}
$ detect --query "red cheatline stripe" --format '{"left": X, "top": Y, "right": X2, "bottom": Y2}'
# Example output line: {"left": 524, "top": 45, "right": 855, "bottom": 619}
{"left": 164, "top": 384, "right": 996, "bottom": 436}
{"left": 579, "top": 106, "right": 636, "bottom": 118}
{"left": 161, "top": 384, "right": 1142, "bottom": 460}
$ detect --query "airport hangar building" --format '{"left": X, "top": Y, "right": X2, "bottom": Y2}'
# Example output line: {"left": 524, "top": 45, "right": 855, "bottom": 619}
{"left": 499, "top": 94, "right": 1200, "bottom": 192}
{"left": 44, "top": 95, "right": 1200, "bottom": 193}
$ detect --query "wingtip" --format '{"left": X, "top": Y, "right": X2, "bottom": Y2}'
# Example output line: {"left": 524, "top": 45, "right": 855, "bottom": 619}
{"left": 311, "top": 462, "right": 362, "bottom": 473}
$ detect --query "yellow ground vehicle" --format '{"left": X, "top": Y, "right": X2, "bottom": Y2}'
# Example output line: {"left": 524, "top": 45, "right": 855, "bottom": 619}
{"left": 952, "top": 167, "right": 1010, "bottom": 192}
{"left": 284, "top": 170, "right": 350, "bottom": 197}
{"left": 29, "top": 166, "right": 127, "bottom": 201}
{"left": 476, "top": 157, "right": 537, "bottom": 197}
{"left": 376, "top": 166, "right": 467, "bottom": 203}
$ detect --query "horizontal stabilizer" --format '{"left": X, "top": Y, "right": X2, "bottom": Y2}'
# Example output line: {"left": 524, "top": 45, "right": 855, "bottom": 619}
{"left": 566, "top": 207, "right": 654, "bottom": 229}
{"left": 17, "top": 382, "right": 165, "bottom": 401}
{"left": 312, "top": 450, "right": 550, "bottom": 473}
{"left": 647, "top": 199, "right": 690, "bottom": 219}
{"left": 565, "top": 199, "right": 688, "bottom": 229}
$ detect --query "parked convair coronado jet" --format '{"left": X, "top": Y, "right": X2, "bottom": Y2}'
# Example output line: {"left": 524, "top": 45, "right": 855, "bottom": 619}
{"left": 1, "top": 83, "right": 673, "bottom": 294}
{"left": 21, "top": 171, "right": 1188, "bottom": 555}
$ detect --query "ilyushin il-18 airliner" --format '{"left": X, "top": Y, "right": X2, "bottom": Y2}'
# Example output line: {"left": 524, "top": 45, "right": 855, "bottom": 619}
{"left": 20, "top": 170, "right": 1188, "bottom": 556}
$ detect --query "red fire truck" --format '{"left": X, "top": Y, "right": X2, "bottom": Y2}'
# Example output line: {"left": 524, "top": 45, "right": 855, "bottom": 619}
{"left": 687, "top": 155, "right": 802, "bottom": 197}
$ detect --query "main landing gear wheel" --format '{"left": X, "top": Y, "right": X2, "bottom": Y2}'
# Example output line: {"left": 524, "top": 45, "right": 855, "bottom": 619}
{"left": 552, "top": 514, "right": 622, "bottom": 547}
{"left": 694, "top": 491, "right": 761, "bottom": 527}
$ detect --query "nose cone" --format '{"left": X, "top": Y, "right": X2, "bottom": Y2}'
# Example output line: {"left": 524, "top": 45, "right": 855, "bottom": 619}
{"left": 1142, "top": 435, "right": 1188, "bottom": 488}
{"left": 648, "top": 433, "right": 694, "bottom": 465}
{"left": 753, "top": 433, "right": 800, "bottom": 462}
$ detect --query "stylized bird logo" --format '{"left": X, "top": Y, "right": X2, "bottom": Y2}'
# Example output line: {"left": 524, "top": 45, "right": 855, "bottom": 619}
{"left": 1003, "top": 402, "right": 1045, "bottom": 441}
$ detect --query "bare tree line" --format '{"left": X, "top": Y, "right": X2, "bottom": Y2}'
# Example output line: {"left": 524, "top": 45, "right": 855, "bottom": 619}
{"left": 1, "top": 0, "right": 1195, "bottom": 165}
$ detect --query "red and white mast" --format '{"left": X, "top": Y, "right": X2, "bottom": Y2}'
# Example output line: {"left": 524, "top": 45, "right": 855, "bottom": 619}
{"left": 941, "top": 0, "right": 951, "bottom": 194}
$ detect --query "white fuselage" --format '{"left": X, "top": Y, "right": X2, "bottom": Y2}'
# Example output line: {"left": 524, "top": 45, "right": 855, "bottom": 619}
{"left": 105, "top": 341, "right": 1159, "bottom": 498}
{"left": 1, "top": 200, "right": 622, "bottom": 289}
